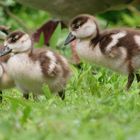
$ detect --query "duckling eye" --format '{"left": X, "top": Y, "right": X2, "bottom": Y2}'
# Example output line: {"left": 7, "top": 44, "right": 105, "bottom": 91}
{"left": 75, "top": 24, "right": 80, "bottom": 29}
{"left": 11, "top": 37, "right": 16, "bottom": 42}
{"left": 74, "top": 21, "right": 83, "bottom": 30}
{"left": 11, "top": 35, "right": 19, "bottom": 42}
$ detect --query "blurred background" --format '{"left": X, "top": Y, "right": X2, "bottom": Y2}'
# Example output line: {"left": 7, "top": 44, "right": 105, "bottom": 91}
{"left": 0, "top": 0, "right": 140, "bottom": 50}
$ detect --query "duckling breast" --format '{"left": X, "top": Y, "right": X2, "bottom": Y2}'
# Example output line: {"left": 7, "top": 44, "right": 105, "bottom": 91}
{"left": 0, "top": 63, "right": 14, "bottom": 89}
{"left": 7, "top": 53, "right": 44, "bottom": 82}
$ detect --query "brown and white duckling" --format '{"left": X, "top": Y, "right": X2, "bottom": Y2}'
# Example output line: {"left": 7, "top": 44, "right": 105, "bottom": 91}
{"left": 0, "top": 54, "right": 15, "bottom": 102}
{"left": 0, "top": 26, "right": 14, "bottom": 102}
{"left": 0, "top": 31, "right": 71, "bottom": 100}
{"left": 65, "top": 14, "right": 140, "bottom": 90}
{"left": 0, "top": 61, "right": 14, "bottom": 89}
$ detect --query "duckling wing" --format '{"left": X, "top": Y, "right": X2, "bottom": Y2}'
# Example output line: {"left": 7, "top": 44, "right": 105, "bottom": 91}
{"left": 40, "top": 52, "right": 58, "bottom": 77}
{"left": 96, "top": 29, "right": 140, "bottom": 58}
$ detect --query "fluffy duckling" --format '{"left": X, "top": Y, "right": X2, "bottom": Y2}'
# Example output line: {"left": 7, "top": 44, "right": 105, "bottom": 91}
{"left": 0, "top": 26, "right": 14, "bottom": 102}
{"left": 65, "top": 14, "right": 140, "bottom": 90}
{"left": 0, "top": 31, "right": 71, "bottom": 100}
{"left": 0, "top": 54, "right": 15, "bottom": 102}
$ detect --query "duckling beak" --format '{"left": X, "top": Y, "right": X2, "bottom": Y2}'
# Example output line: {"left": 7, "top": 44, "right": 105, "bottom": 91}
{"left": 64, "top": 32, "right": 76, "bottom": 45}
{"left": 0, "top": 46, "right": 12, "bottom": 57}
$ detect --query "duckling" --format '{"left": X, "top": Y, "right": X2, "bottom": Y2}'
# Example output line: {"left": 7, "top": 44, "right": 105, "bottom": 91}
{"left": 0, "top": 61, "right": 15, "bottom": 101}
{"left": 0, "top": 31, "right": 71, "bottom": 100}
{"left": 65, "top": 14, "right": 140, "bottom": 90}
{"left": 0, "top": 26, "right": 14, "bottom": 102}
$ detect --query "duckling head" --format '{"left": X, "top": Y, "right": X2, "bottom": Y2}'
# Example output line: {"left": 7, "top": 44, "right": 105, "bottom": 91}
{"left": 65, "top": 14, "right": 99, "bottom": 45}
{"left": 0, "top": 31, "right": 32, "bottom": 56}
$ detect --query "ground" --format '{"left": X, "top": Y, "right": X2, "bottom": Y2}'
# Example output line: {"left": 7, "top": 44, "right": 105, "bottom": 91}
{"left": 1, "top": 64, "right": 140, "bottom": 140}
{"left": 1, "top": 2, "right": 140, "bottom": 139}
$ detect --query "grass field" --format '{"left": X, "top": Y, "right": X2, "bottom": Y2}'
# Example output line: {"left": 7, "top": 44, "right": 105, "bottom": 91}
{"left": 1, "top": 2, "right": 140, "bottom": 140}
{"left": 1, "top": 63, "right": 140, "bottom": 140}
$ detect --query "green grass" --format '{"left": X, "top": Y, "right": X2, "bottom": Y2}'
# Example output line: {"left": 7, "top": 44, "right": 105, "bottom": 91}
{"left": 1, "top": 2, "right": 140, "bottom": 139}
{"left": 1, "top": 64, "right": 140, "bottom": 140}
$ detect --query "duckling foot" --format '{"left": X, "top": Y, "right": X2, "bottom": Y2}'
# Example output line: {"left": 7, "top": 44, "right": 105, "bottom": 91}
{"left": 126, "top": 73, "right": 134, "bottom": 90}
{"left": 0, "top": 91, "right": 2, "bottom": 103}
{"left": 136, "top": 74, "right": 140, "bottom": 83}
{"left": 58, "top": 90, "right": 65, "bottom": 100}
{"left": 23, "top": 93, "right": 29, "bottom": 100}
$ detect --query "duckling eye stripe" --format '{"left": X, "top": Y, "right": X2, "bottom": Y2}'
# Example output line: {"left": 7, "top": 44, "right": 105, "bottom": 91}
{"left": 46, "top": 51, "right": 56, "bottom": 74}
{"left": 106, "top": 32, "right": 127, "bottom": 52}
{"left": 134, "top": 35, "right": 140, "bottom": 47}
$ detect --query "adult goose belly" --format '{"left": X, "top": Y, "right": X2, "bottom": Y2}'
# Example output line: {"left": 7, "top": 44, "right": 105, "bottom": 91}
{"left": 7, "top": 53, "right": 44, "bottom": 93}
